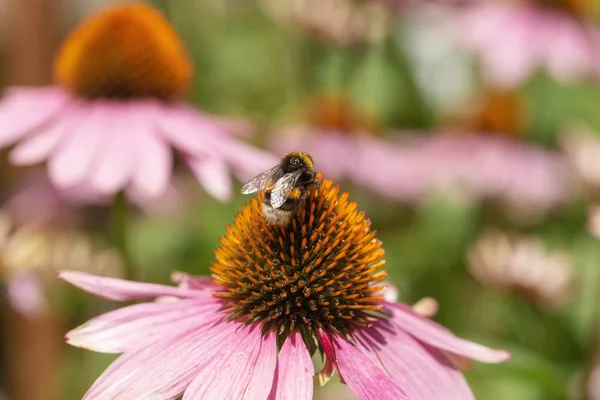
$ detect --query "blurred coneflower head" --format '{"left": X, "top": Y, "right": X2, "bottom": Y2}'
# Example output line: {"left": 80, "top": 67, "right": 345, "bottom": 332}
{"left": 0, "top": 213, "right": 123, "bottom": 317}
{"left": 456, "top": 0, "right": 600, "bottom": 87}
{"left": 467, "top": 229, "right": 573, "bottom": 309}
{"left": 0, "top": 3, "right": 276, "bottom": 203}
{"left": 62, "top": 174, "right": 509, "bottom": 399}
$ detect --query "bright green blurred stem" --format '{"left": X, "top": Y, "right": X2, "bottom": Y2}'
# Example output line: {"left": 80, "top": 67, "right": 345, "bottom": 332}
{"left": 111, "top": 193, "right": 135, "bottom": 280}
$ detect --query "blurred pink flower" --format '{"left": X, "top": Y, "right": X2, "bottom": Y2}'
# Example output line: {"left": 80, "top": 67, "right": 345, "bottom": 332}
{"left": 0, "top": 213, "right": 123, "bottom": 317}
{"left": 413, "top": 133, "right": 571, "bottom": 208}
{"left": 0, "top": 4, "right": 275, "bottom": 203}
{"left": 62, "top": 176, "right": 509, "bottom": 399}
{"left": 457, "top": 1, "right": 600, "bottom": 87}
{"left": 467, "top": 229, "right": 573, "bottom": 308}
{"left": 62, "top": 271, "right": 510, "bottom": 400}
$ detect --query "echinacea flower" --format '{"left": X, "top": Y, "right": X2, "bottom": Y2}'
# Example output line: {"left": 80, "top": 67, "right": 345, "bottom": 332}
{"left": 62, "top": 174, "right": 510, "bottom": 400}
{"left": 467, "top": 229, "right": 573, "bottom": 308}
{"left": 457, "top": 0, "right": 600, "bottom": 87}
{"left": 270, "top": 92, "right": 426, "bottom": 200}
{"left": 0, "top": 213, "right": 122, "bottom": 317}
{"left": 0, "top": 4, "right": 276, "bottom": 202}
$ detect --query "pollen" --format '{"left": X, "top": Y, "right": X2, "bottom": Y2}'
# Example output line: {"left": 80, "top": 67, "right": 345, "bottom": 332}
{"left": 54, "top": 4, "right": 192, "bottom": 101}
{"left": 211, "top": 174, "right": 387, "bottom": 342}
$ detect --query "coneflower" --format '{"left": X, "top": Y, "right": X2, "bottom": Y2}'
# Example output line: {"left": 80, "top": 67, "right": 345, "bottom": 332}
{"left": 62, "top": 175, "right": 510, "bottom": 399}
{"left": 0, "top": 4, "right": 275, "bottom": 202}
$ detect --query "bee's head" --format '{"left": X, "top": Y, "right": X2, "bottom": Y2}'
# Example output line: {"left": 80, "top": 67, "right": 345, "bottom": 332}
{"left": 282, "top": 152, "right": 314, "bottom": 173}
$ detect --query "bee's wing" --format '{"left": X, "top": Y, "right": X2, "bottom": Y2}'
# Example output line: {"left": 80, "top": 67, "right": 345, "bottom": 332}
{"left": 241, "top": 165, "right": 282, "bottom": 194}
{"left": 270, "top": 170, "right": 303, "bottom": 208}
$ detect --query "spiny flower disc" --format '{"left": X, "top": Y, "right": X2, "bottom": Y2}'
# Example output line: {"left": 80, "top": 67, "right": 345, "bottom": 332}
{"left": 211, "top": 175, "right": 387, "bottom": 340}
{"left": 54, "top": 4, "right": 192, "bottom": 101}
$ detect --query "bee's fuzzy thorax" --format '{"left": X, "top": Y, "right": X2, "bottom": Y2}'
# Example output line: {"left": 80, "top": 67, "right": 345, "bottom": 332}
{"left": 211, "top": 174, "right": 387, "bottom": 345}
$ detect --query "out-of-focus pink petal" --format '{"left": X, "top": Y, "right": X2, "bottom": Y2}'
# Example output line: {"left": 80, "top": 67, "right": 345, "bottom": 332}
{"left": 156, "top": 103, "right": 216, "bottom": 154}
{"left": 379, "top": 281, "right": 398, "bottom": 303}
{"left": 0, "top": 87, "right": 69, "bottom": 148}
{"left": 182, "top": 325, "right": 275, "bottom": 400}
{"left": 212, "top": 139, "right": 279, "bottom": 182}
{"left": 84, "top": 320, "right": 240, "bottom": 400}
{"left": 358, "top": 323, "right": 474, "bottom": 399}
{"left": 187, "top": 156, "right": 232, "bottom": 201}
{"left": 7, "top": 271, "right": 47, "bottom": 317}
{"left": 130, "top": 124, "right": 172, "bottom": 199}
{"left": 329, "top": 333, "right": 409, "bottom": 400}
{"left": 267, "top": 330, "right": 314, "bottom": 400}
{"left": 9, "top": 106, "right": 80, "bottom": 165}
{"left": 66, "top": 298, "right": 222, "bottom": 353}
{"left": 388, "top": 303, "right": 511, "bottom": 363}
{"left": 59, "top": 271, "right": 206, "bottom": 301}
{"left": 88, "top": 105, "right": 134, "bottom": 194}
{"left": 48, "top": 105, "right": 104, "bottom": 188}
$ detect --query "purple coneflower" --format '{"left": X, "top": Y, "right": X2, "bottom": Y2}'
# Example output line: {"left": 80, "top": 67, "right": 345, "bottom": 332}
{"left": 270, "top": 92, "right": 425, "bottom": 200}
{"left": 62, "top": 174, "right": 510, "bottom": 399}
{"left": 457, "top": 0, "right": 600, "bottom": 88}
{"left": 467, "top": 229, "right": 572, "bottom": 309}
{"left": 0, "top": 4, "right": 275, "bottom": 202}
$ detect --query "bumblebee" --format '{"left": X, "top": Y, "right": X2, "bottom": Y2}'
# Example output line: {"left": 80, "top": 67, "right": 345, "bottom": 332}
{"left": 241, "top": 152, "right": 318, "bottom": 225}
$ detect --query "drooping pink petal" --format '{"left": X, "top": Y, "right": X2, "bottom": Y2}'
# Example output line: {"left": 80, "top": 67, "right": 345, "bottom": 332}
{"left": 88, "top": 104, "right": 134, "bottom": 194}
{"left": 84, "top": 320, "right": 240, "bottom": 400}
{"left": 324, "top": 331, "right": 409, "bottom": 400}
{"left": 59, "top": 271, "right": 206, "bottom": 301}
{"left": 388, "top": 303, "right": 511, "bottom": 363}
{"left": 9, "top": 105, "right": 80, "bottom": 165}
{"left": 130, "top": 122, "right": 172, "bottom": 198}
{"left": 156, "top": 103, "right": 215, "bottom": 154}
{"left": 358, "top": 323, "right": 474, "bottom": 399}
{"left": 183, "top": 327, "right": 276, "bottom": 400}
{"left": 48, "top": 104, "right": 105, "bottom": 188}
{"left": 66, "top": 298, "right": 222, "bottom": 353}
{"left": 243, "top": 330, "right": 278, "bottom": 400}
{"left": 267, "top": 330, "right": 314, "bottom": 400}
{"left": 0, "top": 87, "right": 69, "bottom": 148}
{"left": 187, "top": 155, "right": 232, "bottom": 201}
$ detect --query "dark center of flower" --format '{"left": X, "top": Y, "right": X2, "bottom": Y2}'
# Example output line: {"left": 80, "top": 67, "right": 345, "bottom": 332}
{"left": 305, "top": 93, "right": 380, "bottom": 135}
{"left": 467, "top": 91, "right": 524, "bottom": 137}
{"left": 54, "top": 4, "right": 192, "bottom": 101}
{"left": 211, "top": 175, "right": 387, "bottom": 345}
{"left": 534, "top": 0, "right": 588, "bottom": 16}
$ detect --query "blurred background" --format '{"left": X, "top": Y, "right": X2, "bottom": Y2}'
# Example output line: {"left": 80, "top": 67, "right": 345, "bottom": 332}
{"left": 0, "top": 0, "right": 600, "bottom": 399}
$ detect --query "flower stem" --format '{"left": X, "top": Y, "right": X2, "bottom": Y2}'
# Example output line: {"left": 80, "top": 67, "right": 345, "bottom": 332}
{"left": 111, "top": 193, "right": 135, "bottom": 280}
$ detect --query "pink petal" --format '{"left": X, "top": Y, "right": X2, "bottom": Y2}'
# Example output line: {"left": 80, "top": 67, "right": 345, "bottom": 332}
{"left": 66, "top": 298, "right": 222, "bottom": 353}
{"left": 0, "top": 86, "right": 69, "bottom": 148}
{"left": 48, "top": 105, "right": 104, "bottom": 188}
{"left": 358, "top": 323, "right": 474, "bottom": 399}
{"left": 171, "top": 271, "right": 220, "bottom": 291}
{"left": 88, "top": 105, "right": 134, "bottom": 194}
{"left": 84, "top": 320, "right": 240, "bottom": 400}
{"left": 156, "top": 103, "right": 217, "bottom": 154}
{"left": 59, "top": 271, "right": 207, "bottom": 301}
{"left": 9, "top": 106, "right": 79, "bottom": 165}
{"left": 267, "top": 330, "right": 314, "bottom": 400}
{"left": 380, "top": 281, "right": 398, "bottom": 303}
{"left": 388, "top": 303, "right": 511, "bottom": 363}
{"left": 324, "top": 331, "right": 409, "bottom": 400}
{"left": 183, "top": 327, "right": 277, "bottom": 400}
{"left": 187, "top": 155, "right": 232, "bottom": 201}
{"left": 130, "top": 123, "right": 172, "bottom": 199}
{"left": 7, "top": 271, "right": 47, "bottom": 317}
